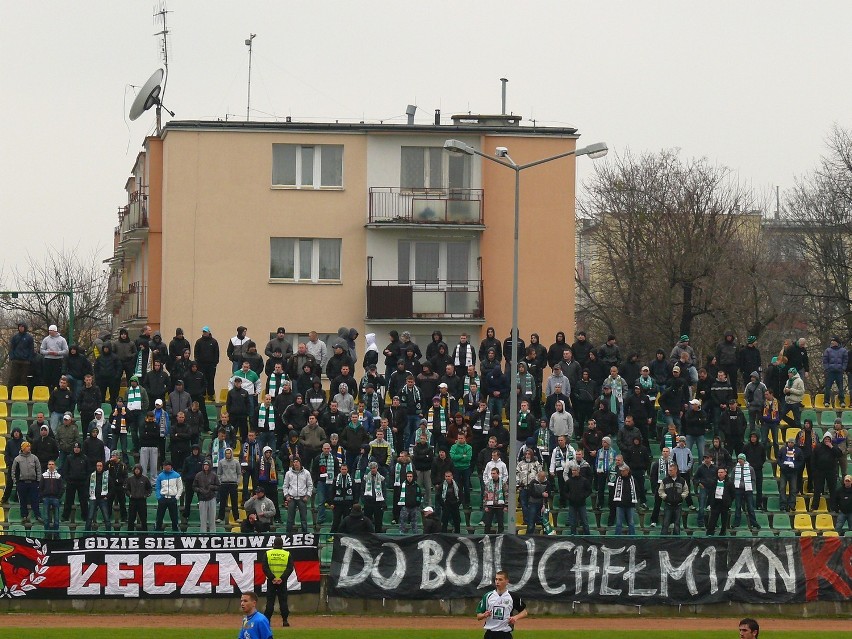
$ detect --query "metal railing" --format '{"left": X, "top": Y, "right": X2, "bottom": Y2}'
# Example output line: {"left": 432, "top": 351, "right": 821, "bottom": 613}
{"left": 368, "top": 187, "right": 484, "bottom": 224}
{"left": 117, "top": 281, "right": 148, "bottom": 323}
{"left": 366, "top": 279, "right": 484, "bottom": 319}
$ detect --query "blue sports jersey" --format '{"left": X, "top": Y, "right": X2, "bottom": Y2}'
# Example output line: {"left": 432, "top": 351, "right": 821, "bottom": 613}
{"left": 238, "top": 610, "right": 273, "bottom": 639}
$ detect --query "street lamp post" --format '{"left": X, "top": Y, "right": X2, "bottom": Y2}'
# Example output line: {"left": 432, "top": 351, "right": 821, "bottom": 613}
{"left": 444, "top": 139, "right": 608, "bottom": 533}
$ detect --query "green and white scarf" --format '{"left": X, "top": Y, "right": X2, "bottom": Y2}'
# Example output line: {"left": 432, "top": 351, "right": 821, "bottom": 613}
{"left": 258, "top": 403, "right": 276, "bottom": 432}
{"left": 268, "top": 373, "right": 286, "bottom": 398}
{"left": 89, "top": 469, "right": 110, "bottom": 499}
{"left": 394, "top": 461, "right": 413, "bottom": 486}
{"left": 442, "top": 478, "right": 459, "bottom": 502}
{"left": 334, "top": 473, "right": 353, "bottom": 500}
{"left": 484, "top": 478, "right": 506, "bottom": 506}
{"left": 318, "top": 452, "right": 336, "bottom": 484}
{"left": 733, "top": 463, "right": 753, "bottom": 492}
{"left": 363, "top": 472, "right": 385, "bottom": 501}
{"left": 535, "top": 428, "right": 550, "bottom": 455}
{"left": 397, "top": 480, "right": 418, "bottom": 506}
{"left": 429, "top": 406, "right": 447, "bottom": 435}
{"left": 552, "top": 446, "right": 574, "bottom": 472}
{"left": 714, "top": 479, "right": 726, "bottom": 500}
{"left": 127, "top": 386, "right": 142, "bottom": 412}
{"left": 463, "top": 373, "right": 479, "bottom": 397}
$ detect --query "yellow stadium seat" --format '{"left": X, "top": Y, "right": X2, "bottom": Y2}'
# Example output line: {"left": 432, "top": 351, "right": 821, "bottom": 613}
{"left": 737, "top": 393, "right": 745, "bottom": 405}
{"left": 815, "top": 514, "right": 834, "bottom": 530}
{"left": 10, "top": 386, "right": 29, "bottom": 401}
{"left": 822, "top": 531, "right": 839, "bottom": 537}
{"left": 802, "top": 394, "right": 813, "bottom": 409}
{"left": 0, "top": 419, "right": 6, "bottom": 435}
{"left": 795, "top": 496, "right": 808, "bottom": 512}
{"left": 811, "top": 497, "right": 828, "bottom": 512}
{"left": 784, "top": 428, "right": 799, "bottom": 443}
{"left": 0, "top": 404, "right": 6, "bottom": 418}
{"left": 31, "top": 386, "right": 50, "bottom": 402}
{"left": 794, "top": 514, "right": 814, "bottom": 531}
{"left": 0, "top": 509, "right": 5, "bottom": 523}
{"left": 219, "top": 389, "right": 229, "bottom": 403}
{"left": 0, "top": 457, "right": 5, "bottom": 470}
{"left": 814, "top": 393, "right": 827, "bottom": 407}
{"left": 0, "top": 387, "right": 7, "bottom": 401}
{"left": 800, "top": 530, "right": 817, "bottom": 537}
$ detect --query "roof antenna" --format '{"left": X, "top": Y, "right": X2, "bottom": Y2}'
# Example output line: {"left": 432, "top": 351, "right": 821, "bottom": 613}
{"left": 406, "top": 104, "right": 417, "bottom": 125}
{"left": 153, "top": 1, "right": 172, "bottom": 102}
{"left": 245, "top": 33, "right": 257, "bottom": 121}
{"left": 500, "top": 77, "right": 508, "bottom": 115}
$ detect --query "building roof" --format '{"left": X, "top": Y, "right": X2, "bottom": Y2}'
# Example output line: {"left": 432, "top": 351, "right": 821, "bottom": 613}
{"left": 162, "top": 119, "right": 578, "bottom": 138}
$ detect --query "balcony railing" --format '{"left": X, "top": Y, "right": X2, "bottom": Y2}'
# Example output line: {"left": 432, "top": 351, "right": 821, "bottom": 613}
{"left": 119, "top": 195, "right": 148, "bottom": 243}
{"left": 117, "top": 281, "right": 148, "bottom": 324}
{"left": 368, "top": 187, "right": 484, "bottom": 225}
{"left": 366, "top": 279, "right": 483, "bottom": 320}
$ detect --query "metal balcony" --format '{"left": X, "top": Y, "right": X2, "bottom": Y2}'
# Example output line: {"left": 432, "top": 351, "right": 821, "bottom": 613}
{"left": 366, "top": 279, "right": 484, "bottom": 320}
{"left": 368, "top": 187, "right": 484, "bottom": 226}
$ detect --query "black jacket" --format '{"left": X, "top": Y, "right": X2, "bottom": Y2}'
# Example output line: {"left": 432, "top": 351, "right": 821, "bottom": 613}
{"left": 339, "top": 511, "right": 375, "bottom": 534}
{"left": 194, "top": 335, "right": 220, "bottom": 365}
{"left": 62, "top": 452, "right": 90, "bottom": 483}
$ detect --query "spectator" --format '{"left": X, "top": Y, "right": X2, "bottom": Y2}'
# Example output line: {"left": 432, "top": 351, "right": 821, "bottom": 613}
{"left": 720, "top": 398, "right": 747, "bottom": 457}
{"left": 62, "top": 343, "right": 92, "bottom": 402}
{"left": 155, "top": 459, "right": 183, "bottom": 532}
{"left": 94, "top": 343, "right": 122, "bottom": 407}
{"left": 525, "top": 470, "right": 549, "bottom": 535}
{"left": 216, "top": 447, "right": 241, "bottom": 524}
{"left": 47, "top": 376, "right": 74, "bottom": 434}
{"left": 107, "top": 450, "right": 129, "bottom": 524}
{"left": 482, "top": 467, "right": 507, "bottom": 534}
{"left": 41, "top": 324, "right": 70, "bottom": 390}
{"left": 32, "top": 424, "right": 59, "bottom": 469}
{"left": 361, "top": 462, "right": 387, "bottom": 532}
{"left": 822, "top": 336, "right": 848, "bottom": 407}
{"left": 1, "top": 426, "right": 24, "bottom": 505}
{"left": 126, "top": 463, "right": 152, "bottom": 531}
{"left": 86, "top": 460, "right": 112, "bottom": 531}
{"left": 731, "top": 454, "right": 760, "bottom": 532}
{"left": 706, "top": 466, "right": 734, "bottom": 536}
{"left": 796, "top": 419, "right": 818, "bottom": 494}
{"left": 658, "top": 463, "right": 688, "bottom": 535}
{"left": 39, "top": 459, "right": 63, "bottom": 539}
{"left": 781, "top": 368, "right": 805, "bottom": 427}
{"left": 339, "top": 503, "right": 374, "bottom": 534}
{"left": 811, "top": 433, "right": 842, "bottom": 511}
{"left": 78, "top": 374, "right": 103, "bottom": 435}
{"left": 693, "top": 453, "right": 717, "bottom": 528}
{"left": 329, "top": 463, "right": 354, "bottom": 532}
{"left": 8, "top": 322, "right": 35, "bottom": 389}
{"left": 61, "top": 442, "right": 89, "bottom": 523}
{"left": 193, "top": 459, "right": 220, "bottom": 533}
{"left": 242, "top": 486, "right": 276, "bottom": 533}
{"left": 831, "top": 475, "right": 852, "bottom": 534}
{"left": 396, "top": 470, "right": 422, "bottom": 534}
{"left": 283, "top": 458, "right": 313, "bottom": 534}
{"left": 743, "top": 432, "right": 767, "bottom": 510}
{"left": 777, "top": 438, "right": 803, "bottom": 512}
{"left": 611, "top": 464, "right": 638, "bottom": 535}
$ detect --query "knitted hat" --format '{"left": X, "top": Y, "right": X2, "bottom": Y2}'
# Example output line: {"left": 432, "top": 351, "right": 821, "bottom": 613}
{"left": 747, "top": 336, "right": 757, "bottom": 344}
{"left": 737, "top": 453, "right": 746, "bottom": 460}
{"left": 680, "top": 335, "right": 689, "bottom": 342}
{"left": 788, "top": 367, "right": 798, "bottom": 375}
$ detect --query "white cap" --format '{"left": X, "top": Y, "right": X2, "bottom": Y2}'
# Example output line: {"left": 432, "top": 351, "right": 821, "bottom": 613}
{"left": 689, "top": 399, "right": 701, "bottom": 406}
{"left": 155, "top": 399, "right": 163, "bottom": 406}
{"left": 262, "top": 446, "right": 273, "bottom": 453}
{"left": 438, "top": 382, "right": 448, "bottom": 388}
{"left": 49, "top": 324, "right": 58, "bottom": 332}
{"left": 422, "top": 506, "right": 434, "bottom": 514}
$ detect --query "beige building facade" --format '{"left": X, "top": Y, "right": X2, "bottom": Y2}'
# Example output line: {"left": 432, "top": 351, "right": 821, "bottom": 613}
{"left": 108, "top": 116, "right": 581, "bottom": 376}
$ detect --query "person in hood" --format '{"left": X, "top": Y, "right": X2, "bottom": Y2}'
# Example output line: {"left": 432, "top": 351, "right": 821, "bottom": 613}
{"left": 265, "top": 327, "right": 293, "bottom": 360}
{"left": 346, "top": 328, "right": 359, "bottom": 364}
{"left": 194, "top": 326, "right": 220, "bottom": 400}
{"left": 338, "top": 502, "right": 375, "bottom": 534}
{"left": 822, "top": 336, "right": 849, "bottom": 408}
{"left": 363, "top": 333, "right": 379, "bottom": 371}
{"left": 831, "top": 474, "right": 852, "bottom": 534}
{"left": 62, "top": 343, "right": 93, "bottom": 403}
{"left": 168, "top": 328, "right": 191, "bottom": 370}
{"left": 61, "top": 441, "right": 90, "bottom": 522}
{"left": 547, "top": 331, "right": 570, "bottom": 370}
{"left": 94, "top": 343, "right": 122, "bottom": 407}
{"left": 77, "top": 373, "right": 102, "bottom": 433}
{"left": 32, "top": 424, "right": 59, "bottom": 468}
{"left": 112, "top": 327, "right": 137, "bottom": 386}
{"left": 425, "top": 330, "right": 446, "bottom": 361}
{"left": 716, "top": 331, "right": 740, "bottom": 390}
{"left": 8, "top": 322, "right": 35, "bottom": 388}
{"left": 216, "top": 446, "right": 241, "bottom": 524}
{"left": 149, "top": 331, "right": 169, "bottom": 369}
{"left": 2, "top": 427, "right": 24, "bottom": 504}
{"left": 125, "top": 463, "right": 153, "bottom": 531}
{"left": 227, "top": 325, "right": 251, "bottom": 373}
{"left": 193, "top": 458, "right": 220, "bottom": 533}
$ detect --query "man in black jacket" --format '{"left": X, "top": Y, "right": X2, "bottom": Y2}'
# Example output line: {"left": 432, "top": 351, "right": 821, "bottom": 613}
{"left": 339, "top": 503, "right": 375, "bottom": 534}
{"left": 706, "top": 466, "right": 734, "bottom": 536}
{"left": 61, "top": 442, "right": 90, "bottom": 522}
{"left": 658, "top": 463, "right": 689, "bottom": 535}
{"left": 194, "top": 327, "right": 219, "bottom": 400}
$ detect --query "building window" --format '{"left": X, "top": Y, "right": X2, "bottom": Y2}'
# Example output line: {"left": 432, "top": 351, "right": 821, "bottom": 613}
{"left": 398, "top": 240, "right": 470, "bottom": 285}
{"left": 400, "top": 146, "right": 470, "bottom": 190}
{"left": 270, "top": 238, "right": 341, "bottom": 282}
{"left": 272, "top": 144, "right": 343, "bottom": 188}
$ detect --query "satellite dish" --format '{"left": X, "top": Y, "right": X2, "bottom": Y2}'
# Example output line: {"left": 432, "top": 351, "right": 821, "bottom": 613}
{"left": 129, "top": 69, "right": 174, "bottom": 132}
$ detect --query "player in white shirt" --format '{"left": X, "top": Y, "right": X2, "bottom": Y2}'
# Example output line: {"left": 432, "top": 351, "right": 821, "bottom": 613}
{"left": 476, "top": 570, "right": 527, "bottom": 638}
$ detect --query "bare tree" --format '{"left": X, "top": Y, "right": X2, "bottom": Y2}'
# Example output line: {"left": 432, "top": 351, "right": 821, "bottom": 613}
{"left": 0, "top": 246, "right": 109, "bottom": 358}
{"left": 576, "top": 149, "right": 780, "bottom": 361}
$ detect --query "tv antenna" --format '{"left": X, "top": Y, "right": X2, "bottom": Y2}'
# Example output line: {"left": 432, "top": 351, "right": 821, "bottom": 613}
{"left": 245, "top": 33, "right": 256, "bottom": 121}
{"left": 129, "top": 69, "right": 174, "bottom": 134}
{"left": 153, "top": 1, "right": 172, "bottom": 101}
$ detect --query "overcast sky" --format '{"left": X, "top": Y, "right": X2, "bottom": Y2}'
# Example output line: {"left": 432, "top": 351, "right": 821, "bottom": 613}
{"left": 2, "top": 1, "right": 850, "bottom": 279}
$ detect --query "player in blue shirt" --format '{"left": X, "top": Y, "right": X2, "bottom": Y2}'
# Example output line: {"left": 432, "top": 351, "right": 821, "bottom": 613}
{"left": 238, "top": 592, "right": 273, "bottom": 639}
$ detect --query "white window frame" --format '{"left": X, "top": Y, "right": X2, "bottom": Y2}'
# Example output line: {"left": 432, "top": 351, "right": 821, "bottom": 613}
{"left": 272, "top": 144, "right": 344, "bottom": 190}
{"left": 398, "top": 240, "right": 471, "bottom": 286}
{"left": 270, "top": 237, "right": 342, "bottom": 283}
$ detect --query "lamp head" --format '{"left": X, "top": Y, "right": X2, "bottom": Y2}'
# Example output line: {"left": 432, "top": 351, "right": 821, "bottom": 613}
{"left": 576, "top": 142, "right": 608, "bottom": 159}
{"left": 443, "top": 139, "right": 475, "bottom": 155}
{"left": 495, "top": 146, "right": 509, "bottom": 158}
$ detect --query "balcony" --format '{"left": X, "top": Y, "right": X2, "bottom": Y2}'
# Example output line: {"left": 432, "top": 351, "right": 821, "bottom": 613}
{"left": 118, "top": 192, "right": 149, "bottom": 251}
{"left": 116, "top": 281, "right": 148, "bottom": 325}
{"left": 368, "top": 187, "right": 484, "bottom": 227}
{"left": 366, "top": 279, "right": 483, "bottom": 320}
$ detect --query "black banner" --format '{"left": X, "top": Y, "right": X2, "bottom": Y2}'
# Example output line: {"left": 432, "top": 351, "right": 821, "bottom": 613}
{"left": 0, "top": 534, "right": 319, "bottom": 598}
{"left": 330, "top": 534, "right": 852, "bottom": 604}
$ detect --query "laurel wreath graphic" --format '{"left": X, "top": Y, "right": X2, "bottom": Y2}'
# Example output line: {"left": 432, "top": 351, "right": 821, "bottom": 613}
{"left": 1, "top": 538, "right": 48, "bottom": 598}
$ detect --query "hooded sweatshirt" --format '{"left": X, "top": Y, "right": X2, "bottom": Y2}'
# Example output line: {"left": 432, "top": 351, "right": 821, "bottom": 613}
{"left": 363, "top": 333, "right": 379, "bottom": 369}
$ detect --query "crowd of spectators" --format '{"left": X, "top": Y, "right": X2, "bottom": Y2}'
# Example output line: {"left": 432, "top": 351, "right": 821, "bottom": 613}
{"left": 3, "top": 322, "right": 852, "bottom": 536}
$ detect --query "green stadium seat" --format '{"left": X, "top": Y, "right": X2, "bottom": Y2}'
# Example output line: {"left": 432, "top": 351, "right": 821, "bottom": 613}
{"left": 763, "top": 481, "right": 778, "bottom": 495}
{"left": 31, "top": 402, "right": 48, "bottom": 417}
{"left": 772, "top": 514, "right": 792, "bottom": 530}
{"left": 755, "top": 512, "right": 770, "bottom": 528}
{"left": 820, "top": 411, "right": 837, "bottom": 427}
{"left": 102, "top": 403, "right": 113, "bottom": 416}
{"left": 842, "top": 412, "right": 852, "bottom": 427}
{"left": 10, "top": 403, "right": 28, "bottom": 419}
{"left": 801, "top": 409, "right": 818, "bottom": 425}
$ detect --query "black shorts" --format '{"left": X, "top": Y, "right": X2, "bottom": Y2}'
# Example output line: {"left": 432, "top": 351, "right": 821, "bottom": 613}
{"left": 484, "top": 631, "right": 513, "bottom": 639}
